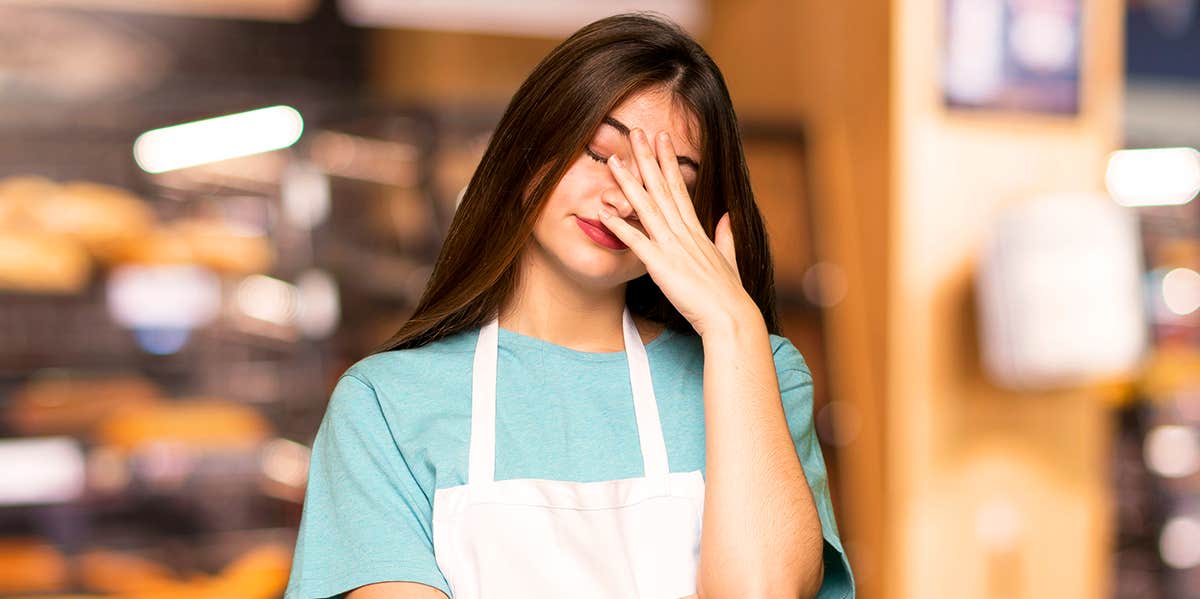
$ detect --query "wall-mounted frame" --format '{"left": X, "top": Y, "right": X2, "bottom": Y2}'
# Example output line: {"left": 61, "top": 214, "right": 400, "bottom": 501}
{"left": 942, "top": 0, "right": 1083, "bottom": 115}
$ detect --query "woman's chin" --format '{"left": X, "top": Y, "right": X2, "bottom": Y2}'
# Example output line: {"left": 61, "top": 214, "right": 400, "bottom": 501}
{"left": 563, "top": 256, "right": 641, "bottom": 289}
{"left": 528, "top": 236, "right": 642, "bottom": 288}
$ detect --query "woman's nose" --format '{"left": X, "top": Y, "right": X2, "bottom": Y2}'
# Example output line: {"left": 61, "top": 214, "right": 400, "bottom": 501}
{"left": 600, "top": 188, "right": 638, "bottom": 221}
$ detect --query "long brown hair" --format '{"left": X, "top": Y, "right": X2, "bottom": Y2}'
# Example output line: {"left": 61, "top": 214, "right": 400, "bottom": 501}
{"left": 369, "top": 12, "right": 779, "bottom": 354}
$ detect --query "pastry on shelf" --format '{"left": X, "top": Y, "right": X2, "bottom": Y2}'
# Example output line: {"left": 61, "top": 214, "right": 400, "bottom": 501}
{"left": 5, "top": 373, "right": 164, "bottom": 437}
{"left": 79, "top": 543, "right": 290, "bottom": 599}
{"left": 3, "top": 595, "right": 110, "bottom": 598}
{"left": 96, "top": 225, "right": 198, "bottom": 268}
{"left": 20, "top": 180, "right": 156, "bottom": 262}
{"left": 201, "top": 543, "right": 291, "bottom": 599}
{"left": 0, "top": 175, "right": 59, "bottom": 230}
{"left": 168, "top": 218, "right": 275, "bottom": 276}
{"left": 0, "top": 536, "right": 69, "bottom": 594}
{"left": 94, "top": 398, "right": 273, "bottom": 453}
{"left": 103, "top": 219, "right": 275, "bottom": 277}
{"left": 0, "top": 230, "right": 92, "bottom": 294}
{"left": 78, "top": 549, "right": 179, "bottom": 595}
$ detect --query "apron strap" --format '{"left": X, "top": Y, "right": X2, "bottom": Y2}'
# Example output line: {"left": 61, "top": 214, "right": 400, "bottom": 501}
{"left": 622, "top": 307, "right": 670, "bottom": 481}
{"left": 467, "top": 307, "right": 671, "bottom": 490}
{"left": 468, "top": 314, "right": 500, "bottom": 486}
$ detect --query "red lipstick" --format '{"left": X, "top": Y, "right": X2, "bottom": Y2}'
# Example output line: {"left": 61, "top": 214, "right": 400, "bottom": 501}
{"left": 575, "top": 216, "right": 628, "bottom": 250}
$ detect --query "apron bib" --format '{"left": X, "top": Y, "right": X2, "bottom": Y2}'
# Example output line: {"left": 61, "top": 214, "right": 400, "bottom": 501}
{"left": 432, "top": 306, "right": 706, "bottom": 598}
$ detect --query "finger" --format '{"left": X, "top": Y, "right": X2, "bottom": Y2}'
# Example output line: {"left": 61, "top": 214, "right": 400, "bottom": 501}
{"left": 655, "top": 131, "right": 706, "bottom": 233}
{"left": 629, "top": 128, "right": 685, "bottom": 231}
{"left": 608, "top": 153, "right": 668, "bottom": 241}
{"left": 598, "top": 205, "right": 654, "bottom": 258}
{"left": 650, "top": 130, "right": 730, "bottom": 275}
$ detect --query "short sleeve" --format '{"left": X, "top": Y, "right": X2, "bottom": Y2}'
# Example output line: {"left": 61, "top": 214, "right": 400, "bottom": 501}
{"left": 773, "top": 337, "right": 856, "bottom": 599}
{"left": 284, "top": 373, "right": 452, "bottom": 599}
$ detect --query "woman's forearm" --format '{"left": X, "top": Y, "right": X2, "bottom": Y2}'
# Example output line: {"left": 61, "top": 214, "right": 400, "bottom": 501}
{"left": 696, "top": 306, "right": 825, "bottom": 599}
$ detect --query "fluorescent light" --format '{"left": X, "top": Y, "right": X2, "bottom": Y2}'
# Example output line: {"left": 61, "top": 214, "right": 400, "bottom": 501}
{"left": 134, "top": 105, "right": 304, "bottom": 174}
{"left": 1105, "top": 147, "right": 1200, "bottom": 207}
{"left": 235, "top": 274, "right": 298, "bottom": 326}
{"left": 1161, "top": 516, "right": 1200, "bottom": 569}
{"left": 0, "top": 437, "right": 85, "bottom": 505}
{"left": 295, "top": 269, "right": 340, "bottom": 338}
{"left": 1162, "top": 267, "right": 1200, "bottom": 316}
{"left": 106, "top": 264, "right": 222, "bottom": 330}
{"left": 1144, "top": 425, "right": 1200, "bottom": 478}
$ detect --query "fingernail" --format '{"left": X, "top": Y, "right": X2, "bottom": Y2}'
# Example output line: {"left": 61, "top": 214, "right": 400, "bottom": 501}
{"left": 658, "top": 131, "right": 669, "bottom": 142}
{"left": 599, "top": 208, "right": 613, "bottom": 218}
{"left": 610, "top": 155, "right": 622, "bottom": 168}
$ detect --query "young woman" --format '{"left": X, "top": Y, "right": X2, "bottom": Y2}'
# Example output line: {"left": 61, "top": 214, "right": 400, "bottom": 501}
{"left": 285, "top": 12, "right": 854, "bottom": 599}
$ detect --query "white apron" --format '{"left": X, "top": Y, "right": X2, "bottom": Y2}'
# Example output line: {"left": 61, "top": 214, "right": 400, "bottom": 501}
{"left": 431, "top": 306, "right": 706, "bottom": 599}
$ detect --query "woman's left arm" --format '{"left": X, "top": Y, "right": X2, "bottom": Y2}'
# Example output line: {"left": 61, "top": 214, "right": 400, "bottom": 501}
{"left": 696, "top": 306, "right": 825, "bottom": 599}
{"left": 597, "top": 128, "right": 824, "bottom": 599}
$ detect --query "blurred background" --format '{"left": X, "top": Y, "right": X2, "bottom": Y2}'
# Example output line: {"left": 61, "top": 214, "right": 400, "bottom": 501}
{"left": 0, "top": 0, "right": 1197, "bottom": 597}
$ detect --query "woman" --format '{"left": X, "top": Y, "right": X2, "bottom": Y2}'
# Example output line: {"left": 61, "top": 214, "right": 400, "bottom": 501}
{"left": 285, "top": 12, "right": 854, "bottom": 599}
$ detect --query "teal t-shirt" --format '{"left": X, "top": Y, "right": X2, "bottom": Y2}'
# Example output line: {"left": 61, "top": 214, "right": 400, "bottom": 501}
{"left": 284, "top": 324, "right": 855, "bottom": 599}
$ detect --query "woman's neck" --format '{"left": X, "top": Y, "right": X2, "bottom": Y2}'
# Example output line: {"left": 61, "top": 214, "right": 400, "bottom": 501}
{"left": 498, "top": 256, "right": 663, "bottom": 353}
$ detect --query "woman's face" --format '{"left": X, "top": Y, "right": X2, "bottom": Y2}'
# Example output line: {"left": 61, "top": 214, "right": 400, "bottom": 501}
{"left": 525, "top": 87, "right": 702, "bottom": 291}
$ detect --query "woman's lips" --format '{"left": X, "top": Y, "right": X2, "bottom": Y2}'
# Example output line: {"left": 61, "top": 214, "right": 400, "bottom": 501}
{"left": 575, "top": 216, "right": 628, "bottom": 250}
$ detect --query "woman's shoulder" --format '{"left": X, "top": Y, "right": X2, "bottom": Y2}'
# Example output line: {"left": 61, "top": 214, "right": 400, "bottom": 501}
{"left": 767, "top": 333, "right": 811, "bottom": 375}
{"left": 343, "top": 328, "right": 480, "bottom": 390}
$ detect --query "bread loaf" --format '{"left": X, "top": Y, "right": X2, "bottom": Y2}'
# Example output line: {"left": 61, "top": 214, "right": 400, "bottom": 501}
{"left": 5, "top": 373, "right": 163, "bottom": 437}
{"left": 169, "top": 219, "right": 275, "bottom": 275}
{"left": 94, "top": 398, "right": 272, "bottom": 452}
{"left": 0, "top": 230, "right": 91, "bottom": 293}
{"left": 25, "top": 181, "right": 156, "bottom": 262}
{"left": 0, "top": 537, "right": 69, "bottom": 594}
